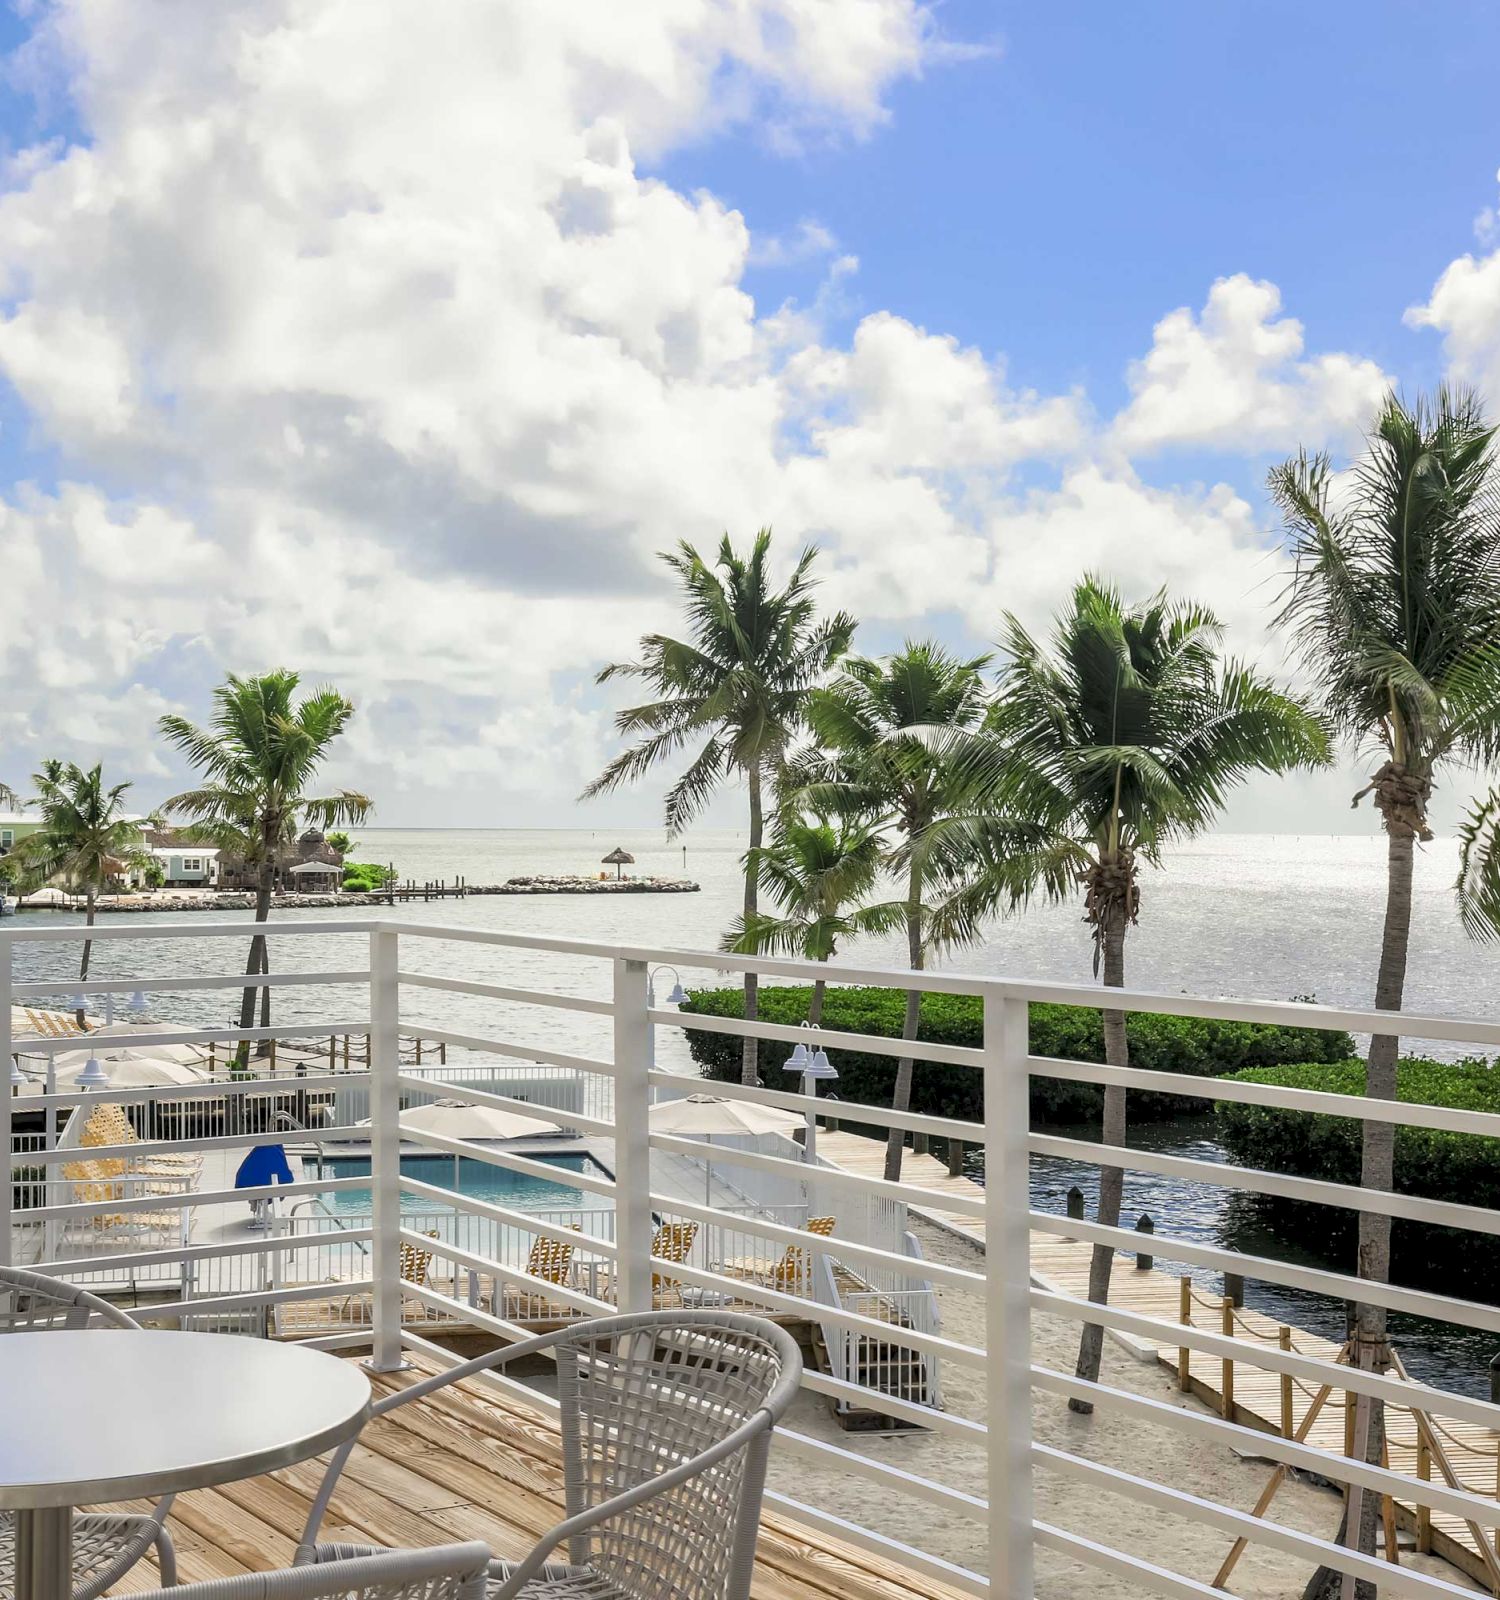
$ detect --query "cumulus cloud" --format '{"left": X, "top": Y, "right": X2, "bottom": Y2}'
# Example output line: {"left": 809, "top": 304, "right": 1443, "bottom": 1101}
{"left": 1113, "top": 275, "right": 1389, "bottom": 456}
{"left": 1407, "top": 249, "right": 1500, "bottom": 403}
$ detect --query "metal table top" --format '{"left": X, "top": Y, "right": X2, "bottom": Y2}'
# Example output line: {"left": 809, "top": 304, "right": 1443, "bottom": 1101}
{"left": 0, "top": 1330, "right": 371, "bottom": 1509}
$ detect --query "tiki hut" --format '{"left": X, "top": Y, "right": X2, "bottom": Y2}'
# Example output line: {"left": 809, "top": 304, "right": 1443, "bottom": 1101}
{"left": 601, "top": 846, "right": 635, "bottom": 881}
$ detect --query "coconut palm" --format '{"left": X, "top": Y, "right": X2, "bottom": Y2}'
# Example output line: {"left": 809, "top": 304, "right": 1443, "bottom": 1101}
{"left": 1272, "top": 387, "right": 1500, "bottom": 1593}
{"left": 725, "top": 812, "right": 899, "bottom": 1026}
{"left": 160, "top": 670, "right": 371, "bottom": 1067}
{"left": 12, "top": 761, "right": 151, "bottom": 1023}
{"left": 929, "top": 579, "right": 1329, "bottom": 1407}
{"left": 1458, "top": 789, "right": 1500, "bottom": 941}
{"left": 583, "top": 531, "right": 855, "bottom": 1083}
{"left": 800, "top": 642, "right": 993, "bottom": 1180}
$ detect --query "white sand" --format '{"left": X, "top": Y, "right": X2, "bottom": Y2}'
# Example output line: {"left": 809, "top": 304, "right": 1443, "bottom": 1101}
{"left": 761, "top": 1219, "right": 1479, "bottom": 1598}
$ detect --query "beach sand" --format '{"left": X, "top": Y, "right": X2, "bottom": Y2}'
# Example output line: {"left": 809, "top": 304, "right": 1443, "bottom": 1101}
{"left": 762, "top": 1218, "right": 1479, "bottom": 1598}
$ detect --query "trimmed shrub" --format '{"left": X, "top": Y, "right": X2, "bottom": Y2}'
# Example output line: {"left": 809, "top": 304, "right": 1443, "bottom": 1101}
{"left": 679, "top": 985, "right": 1354, "bottom": 1124}
{"left": 341, "top": 861, "right": 393, "bottom": 893}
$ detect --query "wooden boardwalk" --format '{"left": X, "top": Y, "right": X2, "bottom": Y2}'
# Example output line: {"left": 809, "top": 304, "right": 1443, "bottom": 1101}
{"left": 102, "top": 1348, "right": 968, "bottom": 1600}
{"left": 820, "top": 1130, "right": 1500, "bottom": 1592}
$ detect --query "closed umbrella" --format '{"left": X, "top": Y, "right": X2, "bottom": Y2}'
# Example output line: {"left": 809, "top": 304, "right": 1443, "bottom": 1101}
{"left": 649, "top": 1093, "right": 802, "bottom": 1201}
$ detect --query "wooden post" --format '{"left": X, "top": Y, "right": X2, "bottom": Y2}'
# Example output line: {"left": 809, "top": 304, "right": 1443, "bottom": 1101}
{"left": 1344, "top": 1386, "right": 1356, "bottom": 1457}
{"left": 328, "top": 1034, "right": 336, "bottom": 1072}
{"left": 1178, "top": 1276, "right": 1192, "bottom": 1392}
{"left": 1134, "top": 1212, "right": 1154, "bottom": 1270}
{"left": 415, "top": 1038, "right": 423, "bottom": 1065}
{"left": 1220, "top": 1296, "right": 1234, "bottom": 1419}
{"left": 1279, "top": 1326, "right": 1293, "bottom": 1437}
{"left": 269, "top": 1037, "right": 277, "bottom": 1074}
{"left": 1416, "top": 1434, "right": 1432, "bottom": 1554}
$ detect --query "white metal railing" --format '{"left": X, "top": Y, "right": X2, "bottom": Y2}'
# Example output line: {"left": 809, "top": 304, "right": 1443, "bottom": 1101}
{"left": 5, "top": 917, "right": 1500, "bottom": 1599}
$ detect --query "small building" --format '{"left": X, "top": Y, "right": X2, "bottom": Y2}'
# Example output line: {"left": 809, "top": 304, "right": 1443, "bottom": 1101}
{"left": 0, "top": 812, "right": 42, "bottom": 856}
{"left": 286, "top": 859, "right": 341, "bottom": 894}
{"left": 150, "top": 846, "right": 220, "bottom": 887}
{"left": 216, "top": 826, "right": 346, "bottom": 892}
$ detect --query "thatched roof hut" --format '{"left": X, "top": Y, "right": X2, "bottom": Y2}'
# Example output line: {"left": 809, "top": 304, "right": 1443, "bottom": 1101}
{"left": 601, "top": 846, "right": 635, "bottom": 880}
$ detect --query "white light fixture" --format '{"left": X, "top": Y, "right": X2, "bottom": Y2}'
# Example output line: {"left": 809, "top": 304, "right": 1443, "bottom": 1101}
{"left": 76, "top": 1055, "right": 111, "bottom": 1090}
{"left": 805, "top": 1047, "right": 838, "bottom": 1082}
{"left": 8, "top": 1058, "right": 24, "bottom": 1087}
{"left": 782, "top": 1040, "right": 811, "bottom": 1073}
{"left": 129, "top": 990, "right": 148, "bottom": 1015}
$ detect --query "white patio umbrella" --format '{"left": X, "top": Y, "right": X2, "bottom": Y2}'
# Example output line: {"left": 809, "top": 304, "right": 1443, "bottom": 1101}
{"left": 18, "top": 1051, "right": 210, "bottom": 1090}
{"left": 648, "top": 1093, "right": 802, "bottom": 1201}
{"left": 394, "top": 1099, "right": 560, "bottom": 1142}
{"left": 71, "top": 1021, "right": 210, "bottom": 1067}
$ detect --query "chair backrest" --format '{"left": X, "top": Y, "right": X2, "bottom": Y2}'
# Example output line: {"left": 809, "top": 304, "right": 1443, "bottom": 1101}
{"left": 555, "top": 1312, "right": 801, "bottom": 1600}
{"left": 650, "top": 1220, "right": 697, "bottom": 1264}
{"left": 132, "top": 1542, "right": 491, "bottom": 1600}
{"left": 524, "top": 1233, "right": 576, "bottom": 1285}
{"left": 0, "top": 1266, "right": 140, "bottom": 1331}
{"left": 399, "top": 1231, "right": 439, "bottom": 1285}
{"left": 771, "top": 1216, "right": 837, "bottom": 1286}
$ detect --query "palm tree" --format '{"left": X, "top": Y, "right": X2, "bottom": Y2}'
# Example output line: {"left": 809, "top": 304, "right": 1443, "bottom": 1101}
{"left": 160, "top": 671, "right": 371, "bottom": 1067}
{"left": 583, "top": 531, "right": 855, "bottom": 1084}
{"left": 802, "top": 642, "right": 993, "bottom": 1180}
{"left": 1458, "top": 788, "right": 1500, "bottom": 940}
{"left": 931, "top": 579, "right": 1328, "bottom": 1408}
{"left": 12, "top": 761, "right": 151, "bottom": 1023}
{"left": 1272, "top": 387, "right": 1500, "bottom": 1594}
{"left": 725, "top": 811, "right": 899, "bottom": 1025}
{"left": 0, "top": 779, "right": 16, "bottom": 809}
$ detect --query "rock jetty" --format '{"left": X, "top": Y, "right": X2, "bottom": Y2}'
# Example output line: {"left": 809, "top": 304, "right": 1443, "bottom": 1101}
{"left": 477, "top": 875, "right": 699, "bottom": 894}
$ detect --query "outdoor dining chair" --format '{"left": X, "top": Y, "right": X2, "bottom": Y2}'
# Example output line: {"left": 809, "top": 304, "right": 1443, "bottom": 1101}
{"left": 0, "top": 1267, "right": 178, "bottom": 1597}
{"left": 134, "top": 1542, "right": 491, "bottom": 1600}
{"left": 296, "top": 1310, "right": 802, "bottom": 1600}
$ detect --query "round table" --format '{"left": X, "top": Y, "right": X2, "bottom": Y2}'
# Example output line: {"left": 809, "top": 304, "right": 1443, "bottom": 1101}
{"left": 0, "top": 1331, "right": 372, "bottom": 1600}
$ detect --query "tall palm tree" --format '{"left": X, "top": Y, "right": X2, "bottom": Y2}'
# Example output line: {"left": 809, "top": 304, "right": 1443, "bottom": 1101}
{"left": 802, "top": 642, "right": 992, "bottom": 1180}
{"left": 1458, "top": 788, "right": 1500, "bottom": 941}
{"left": 931, "top": 579, "right": 1328, "bottom": 1406}
{"left": 13, "top": 761, "right": 151, "bottom": 1023}
{"left": 160, "top": 671, "right": 371, "bottom": 1067}
{"left": 725, "top": 811, "right": 899, "bottom": 1025}
{"left": 583, "top": 531, "right": 855, "bottom": 1084}
{"left": 1272, "top": 387, "right": 1500, "bottom": 1594}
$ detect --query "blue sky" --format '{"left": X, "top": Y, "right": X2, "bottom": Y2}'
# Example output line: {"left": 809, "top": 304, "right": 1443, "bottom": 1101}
{"left": 1, "top": 2, "right": 1499, "bottom": 831}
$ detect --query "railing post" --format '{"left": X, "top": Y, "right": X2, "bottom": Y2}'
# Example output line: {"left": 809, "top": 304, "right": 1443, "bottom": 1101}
{"left": 983, "top": 989, "right": 1033, "bottom": 1598}
{"left": 0, "top": 930, "right": 12, "bottom": 1268}
{"left": 367, "top": 927, "right": 406, "bottom": 1371}
{"left": 612, "top": 957, "right": 652, "bottom": 1315}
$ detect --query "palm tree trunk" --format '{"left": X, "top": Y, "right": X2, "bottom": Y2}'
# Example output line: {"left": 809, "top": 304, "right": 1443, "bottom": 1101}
{"left": 884, "top": 860, "right": 924, "bottom": 1184}
{"left": 1302, "top": 825, "right": 1411, "bottom": 1599}
{"left": 1070, "top": 905, "right": 1130, "bottom": 1412}
{"left": 236, "top": 854, "right": 275, "bottom": 1075}
{"left": 808, "top": 975, "right": 827, "bottom": 1028}
{"left": 740, "top": 761, "right": 763, "bottom": 1086}
{"left": 76, "top": 890, "right": 96, "bottom": 1027}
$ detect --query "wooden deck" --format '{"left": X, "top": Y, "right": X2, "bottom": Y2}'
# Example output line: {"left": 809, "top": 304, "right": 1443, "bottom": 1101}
{"left": 100, "top": 1347, "right": 971, "bottom": 1600}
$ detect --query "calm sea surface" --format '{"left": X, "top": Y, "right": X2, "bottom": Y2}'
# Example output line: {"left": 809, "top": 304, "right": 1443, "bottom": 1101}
{"left": 9, "top": 828, "right": 1499, "bottom": 1392}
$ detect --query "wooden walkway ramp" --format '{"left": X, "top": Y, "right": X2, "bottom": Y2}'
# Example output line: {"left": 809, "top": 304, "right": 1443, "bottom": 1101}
{"left": 819, "top": 1131, "right": 1500, "bottom": 1592}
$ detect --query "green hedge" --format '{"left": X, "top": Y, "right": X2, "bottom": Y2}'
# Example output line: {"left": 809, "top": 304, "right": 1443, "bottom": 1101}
{"left": 679, "top": 985, "right": 1355, "bottom": 1124}
{"left": 341, "top": 861, "right": 394, "bottom": 892}
{"left": 1215, "top": 1058, "right": 1500, "bottom": 1286}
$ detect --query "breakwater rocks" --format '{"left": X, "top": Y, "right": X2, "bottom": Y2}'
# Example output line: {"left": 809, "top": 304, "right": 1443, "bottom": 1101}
{"left": 18, "top": 892, "right": 380, "bottom": 913}
{"left": 478, "top": 875, "right": 700, "bottom": 894}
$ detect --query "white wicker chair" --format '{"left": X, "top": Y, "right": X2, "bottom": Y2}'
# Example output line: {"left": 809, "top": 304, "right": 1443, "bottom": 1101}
{"left": 0, "top": 1267, "right": 179, "bottom": 1597}
{"left": 132, "top": 1543, "right": 491, "bottom": 1600}
{"left": 297, "top": 1311, "right": 802, "bottom": 1600}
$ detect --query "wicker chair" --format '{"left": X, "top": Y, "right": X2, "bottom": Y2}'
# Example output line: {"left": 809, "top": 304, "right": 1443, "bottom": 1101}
{"left": 0, "top": 1267, "right": 178, "bottom": 1597}
{"left": 133, "top": 1543, "right": 491, "bottom": 1600}
{"left": 297, "top": 1311, "right": 802, "bottom": 1600}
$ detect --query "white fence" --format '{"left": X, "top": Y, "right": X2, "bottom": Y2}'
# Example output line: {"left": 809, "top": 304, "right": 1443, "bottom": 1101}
{"left": 5, "top": 917, "right": 1500, "bottom": 1599}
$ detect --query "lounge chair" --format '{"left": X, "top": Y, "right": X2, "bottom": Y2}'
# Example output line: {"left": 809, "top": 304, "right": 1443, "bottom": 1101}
{"left": 135, "top": 1544, "right": 490, "bottom": 1600}
{"left": 719, "top": 1216, "right": 836, "bottom": 1299}
{"left": 295, "top": 1311, "right": 801, "bottom": 1600}
{"left": 82, "top": 1104, "right": 202, "bottom": 1179}
{"left": 60, "top": 1159, "right": 188, "bottom": 1245}
{"left": 499, "top": 1229, "right": 578, "bottom": 1323}
{"left": 649, "top": 1220, "right": 698, "bottom": 1307}
{"left": 0, "top": 1267, "right": 177, "bottom": 1597}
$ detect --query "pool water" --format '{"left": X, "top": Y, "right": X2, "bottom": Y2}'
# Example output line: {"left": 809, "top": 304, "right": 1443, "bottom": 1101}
{"left": 317, "top": 1151, "right": 609, "bottom": 1215}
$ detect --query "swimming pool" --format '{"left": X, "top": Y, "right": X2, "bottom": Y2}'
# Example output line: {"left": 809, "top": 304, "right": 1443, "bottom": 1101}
{"left": 316, "top": 1151, "right": 611, "bottom": 1215}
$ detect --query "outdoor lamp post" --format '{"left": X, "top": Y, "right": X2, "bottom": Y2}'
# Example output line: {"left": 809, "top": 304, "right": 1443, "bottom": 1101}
{"left": 646, "top": 965, "right": 687, "bottom": 1075}
{"left": 783, "top": 1025, "right": 838, "bottom": 1165}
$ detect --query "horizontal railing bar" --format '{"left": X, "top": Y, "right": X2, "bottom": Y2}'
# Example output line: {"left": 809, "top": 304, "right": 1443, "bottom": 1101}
{"left": 795, "top": 1367, "right": 983, "bottom": 1441}
{"left": 1029, "top": 1053, "right": 1500, "bottom": 1137}
{"left": 645, "top": 1187, "right": 977, "bottom": 1291}
{"left": 33, "top": 1228, "right": 374, "bottom": 1277}
{"left": 775, "top": 1427, "right": 987, "bottom": 1516}
{"left": 397, "top": 970, "right": 614, "bottom": 1015}
{"left": 19, "top": 1072, "right": 358, "bottom": 1109}
{"left": 645, "top": 1067, "right": 985, "bottom": 1149}
{"left": 127, "top": 1281, "right": 375, "bottom": 1320}
{"left": 17, "top": 1023, "right": 372, "bottom": 1054}
{"left": 395, "top": 1026, "right": 616, "bottom": 1078}
{"left": 13, "top": 971, "right": 370, "bottom": 998}
{"left": 643, "top": 1122, "right": 986, "bottom": 1217}
{"left": 1031, "top": 1210, "right": 1500, "bottom": 1336}
{"left": 0, "top": 920, "right": 381, "bottom": 944}
{"left": 1033, "top": 1364, "right": 1500, "bottom": 1530}
{"left": 655, "top": 1007, "right": 984, "bottom": 1068}
{"left": 19, "top": 1125, "right": 368, "bottom": 1166}
{"left": 397, "top": 1176, "right": 619, "bottom": 1258}
{"left": 398, "top": 1324, "right": 567, "bottom": 1419}
{"left": 1031, "top": 1522, "right": 1243, "bottom": 1600}
{"left": 393, "top": 1074, "right": 614, "bottom": 1138}
{"left": 398, "top": 1227, "right": 616, "bottom": 1318}
{"left": 19, "top": 1174, "right": 372, "bottom": 1221}
{"left": 296, "top": 1330, "right": 381, "bottom": 1353}
{"left": 1031, "top": 1288, "right": 1500, "bottom": 1432}
{"left": 1031, "top": 1131, "right": 1500, "bottom": 1237}
{"left": 396, "top": 1128, "right": 619, "bottom": 1199}
{"left": 1034, "top": 1443, "right": 1474, "bottom": 1598}
{"left": 762, "top": 1490, "right": 988, "bottom": 1597}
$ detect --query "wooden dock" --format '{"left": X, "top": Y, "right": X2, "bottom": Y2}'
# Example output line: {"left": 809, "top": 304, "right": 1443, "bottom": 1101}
{"left": 101, "top": 1347, "right": 969, "bottom": 1600}
{"left": 820, "top": 1130, "right": 1500, "bottom": 1592}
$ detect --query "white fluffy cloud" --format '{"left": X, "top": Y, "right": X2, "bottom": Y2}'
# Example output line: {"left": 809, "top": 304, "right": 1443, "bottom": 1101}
{"left": 1114, "top": 275, "right": 1389, "bottom": 455}
{"left": 0, "top": 3, "right": 1388, "bottom": 822}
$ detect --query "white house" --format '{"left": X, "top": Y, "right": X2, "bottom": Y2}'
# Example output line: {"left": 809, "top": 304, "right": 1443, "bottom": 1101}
{"left": 150, "top": 845, "right": 220, "bottom": 887}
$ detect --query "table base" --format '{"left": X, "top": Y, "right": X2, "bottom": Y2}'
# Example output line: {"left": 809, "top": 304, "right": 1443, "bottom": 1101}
{"left": 16, "top": 1505, "right": 73, "bottom": 1600}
